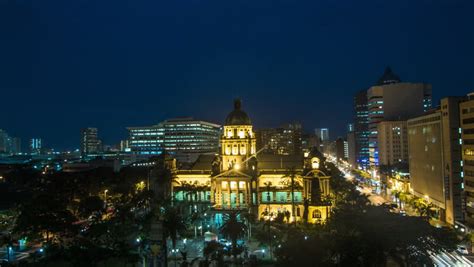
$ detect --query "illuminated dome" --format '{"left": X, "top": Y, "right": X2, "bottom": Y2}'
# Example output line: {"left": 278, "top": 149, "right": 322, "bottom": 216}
{"left": 225, "top": 99, "right": 252, "bottom": 125}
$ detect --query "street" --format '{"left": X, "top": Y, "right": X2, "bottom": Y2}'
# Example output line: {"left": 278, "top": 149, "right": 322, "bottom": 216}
{"left": 347, "top": 170, "right": 474, "bottom": 266}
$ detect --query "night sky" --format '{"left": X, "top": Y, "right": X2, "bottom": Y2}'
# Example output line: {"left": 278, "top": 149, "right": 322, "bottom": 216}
{"left": 1, "top": 0, "right": 473, "bottom": 150}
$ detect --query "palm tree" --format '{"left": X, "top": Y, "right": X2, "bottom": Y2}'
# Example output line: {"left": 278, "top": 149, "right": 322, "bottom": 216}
{"left": 263, "top": 182, "right": 274, "bottom": 203}
{"left": 161, "top": 205, "right": 188, "bottom": 266}
{"left": 281, "top": 167, "right": 301, "bottom": 225}
{"left": 219, "top": 212, "right": 248, "bottom": 258}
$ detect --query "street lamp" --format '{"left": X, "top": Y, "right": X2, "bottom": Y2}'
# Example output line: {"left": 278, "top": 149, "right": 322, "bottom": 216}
{"left": 104, "top": 189, "right": 109, "bottom": 209}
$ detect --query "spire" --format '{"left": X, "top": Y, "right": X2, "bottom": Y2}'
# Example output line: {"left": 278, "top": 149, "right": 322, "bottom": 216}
{"left": 376, "top": 66, "right": 401, "bottom": 85}
{"left": 234, "top": 98, "right": 242, "bottom": 110}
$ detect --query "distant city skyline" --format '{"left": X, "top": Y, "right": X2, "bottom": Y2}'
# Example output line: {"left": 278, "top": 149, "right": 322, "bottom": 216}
{"left": 1, "top": 1, "right": 473, "bottom": 150}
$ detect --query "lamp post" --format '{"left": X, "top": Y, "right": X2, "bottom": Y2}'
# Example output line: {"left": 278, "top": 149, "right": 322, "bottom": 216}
{"left": 104, "top": 189, "right": 108, "bottom": 209}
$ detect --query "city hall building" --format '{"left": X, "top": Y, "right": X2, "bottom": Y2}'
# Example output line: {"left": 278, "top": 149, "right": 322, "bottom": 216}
{"left": 173, "top": 99, "right": 332, "bottom": 224}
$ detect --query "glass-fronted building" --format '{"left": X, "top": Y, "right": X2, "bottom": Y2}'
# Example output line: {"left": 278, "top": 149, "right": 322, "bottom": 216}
{"left": 127, "top": 118, "right": 221, "bottom": 160}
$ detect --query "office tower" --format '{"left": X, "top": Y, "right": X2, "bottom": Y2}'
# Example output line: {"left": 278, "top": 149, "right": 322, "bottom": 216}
{"left": 80, "top": 128, "right": 102, "bottom": 157}
{"left": 256, "top": 123, "right": 303, "bottom": 155}
{"left": 368, "top": 67, "right": 432, "bottom": 167}
{"left": 30, "top": 138, "right": 42, "bottom": 154}
{"left": 377, "top": 121, "right": 408, "bottom": 166}
{"left": 354, "top": 90, "right": 370, "bottom": 168}
{"left": 0, "top": 129, "right": 18, "bottom": 155}
{"left": 127, "top": 125, "right": 164, "bottom": 155}
{"left": 162, "top": 118, "right": 221, "bottom": 162}
{"left": 335, "top": 138, "right": 345, "bottom": 161}
{"left": 460, "top": 93, "right": 474, "bottom": 226}
{"left": 408, "top": 97, "right": 464, "bottom": 225}
{"left": 347, "top": 123, "right": 354, "bottom": 132}
{"left": 347, "top": 131, "right": 357, "bottom": 167}
{"left": 344, "top": 140, "right": 349, "bottom": 159}
{"left": 120, "top": 140, "right": 129, "bottom": 152}
{"left": 315, "top": 128, "right": 329, "bottom": 142}
{"left": 127, "top": 118, "right": 221, "bottom": 161}
{"left": 11, "top": 137, "right": 21, "bottom": 154}
{"left": 302, "top": 133, "right": 318, "bottom": 155}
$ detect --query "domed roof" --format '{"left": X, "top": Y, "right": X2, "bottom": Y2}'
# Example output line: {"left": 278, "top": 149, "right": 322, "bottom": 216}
{"left": 308, "top": 146, "right": 324, "bottom": 160}
{"left": 225, "top": 99, "right": 252, "bottom": 126}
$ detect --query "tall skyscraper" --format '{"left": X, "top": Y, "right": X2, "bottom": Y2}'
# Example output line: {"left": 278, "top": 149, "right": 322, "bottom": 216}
{"left": 368, "top": 67, "right": 432, "bottom": 167}
{"left": 127, "top": 118, "right": 221, "bottom": 162}
{"left": 335, "top": 137, "right": 345, "bottom": 161}
{"left": 30, "top": 138, "right": 42, "bottom": 154}
{"left": 315, "top": 128, "right": 329, "bottom": 142}
{"left": 408, "top": 97, "right": 464, "bottom": 226}
{"left": 347, "top": 131, "right": 357, "bottom": 167}
{"left": 354, "top": 90, "right": 370, "bottom": 168}
{"left": 80, "top": 128, "right": 102, "bottom": 157}
{"left": 347, "top": 123, "right": 354, "bottom": 132}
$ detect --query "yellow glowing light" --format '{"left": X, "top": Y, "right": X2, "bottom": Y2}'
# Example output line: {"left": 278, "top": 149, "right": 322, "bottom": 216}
{"left": 234, "top": 163, "right": 240, "bottom": 170}
{"left": 136, "top": 181, "right": 146, "bottom": 191}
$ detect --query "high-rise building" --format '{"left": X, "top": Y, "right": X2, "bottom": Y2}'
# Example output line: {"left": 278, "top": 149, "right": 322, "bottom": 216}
{"left": 80, "top": 128, "right": 102, "bottom": 157}
{"left": 459, "top": 93, "right": 474, "bottom": 226}
{"left": 302, "top": 133, "right": 318, "bottom": 155}
{"left": 347, "top": 123, "right": 354, "bottom": 132}
{"left": 256, "top": 123, "right": 303, "bottom": 155}
{"left": 335, "top": 137, "right": 346, "bottom": 161}
{"left": 0, "top": 129, "right": 9, "bottom": 154}
{"left": 0, "top": 129, "right": 20, "bottom": 155}
{"left": 368, "top": 67, "right": 432, "bottom": 167}
{"left": 11, "top": 137, "right": 21, "bottom": 154}
{"left": 408, "top": 97, "right": 464, "bottom": 225}
{"left": 127, "top": 125, "right": 164, "bottom": 155}
{"left": 347, "top": 131, "right": 357, "bottom": 167}
{"left": 30, "top": 138, "right": 42, "bottom": 154}
{"left": 127, "top": 118, "right": 221, "bottom": 161}
{"left": 377, "top": 121, "right": 408, "bottom": 166}
{"left": 354, "top": 90, "right": 370, "bottom": 168}
{"left": 315, "top": 128, "right": 329, "bottom": 142}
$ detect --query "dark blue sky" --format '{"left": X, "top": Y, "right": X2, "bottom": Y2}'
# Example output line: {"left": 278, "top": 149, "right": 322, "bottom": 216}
{"left": 1, "top": 0, "right": 473, "bottom": 150}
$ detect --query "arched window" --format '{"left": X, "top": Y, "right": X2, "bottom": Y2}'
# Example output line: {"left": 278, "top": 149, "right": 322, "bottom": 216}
{"left": 240, "top": 144, "right": 246, "bottom": 155}
{"left": 312, "top": 209, "right": 321, "bottom": 219}
{"left": 232, "top": 145, "right": 238, "bottom": 155}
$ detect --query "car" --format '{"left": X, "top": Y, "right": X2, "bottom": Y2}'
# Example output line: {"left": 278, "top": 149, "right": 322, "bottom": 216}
{"left": 218, "top": 239, "right": 231, "bottom": 247}
{"left": 457, "top": 245, "right": 469, "bottom": 255}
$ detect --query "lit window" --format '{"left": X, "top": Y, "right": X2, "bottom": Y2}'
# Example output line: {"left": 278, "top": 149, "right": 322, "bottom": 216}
{"left": 232, "top": 145, "right": 238, "bottom": 155}
{"left": 312, "top": 210, "right": 321, "bottom": 219}
{"left": 239, "top": 181, "right": 246, "bottom": 188}
{"left": 239, "top": 130, "right": 245, "bottom": 138}
{"left": 222, "top": 181, "right": 228, "bottom": 189}
{"left": 230, "top": 181, "right": 237, "bottom": 189}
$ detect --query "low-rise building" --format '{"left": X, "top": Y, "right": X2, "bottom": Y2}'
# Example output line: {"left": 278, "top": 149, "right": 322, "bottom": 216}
{"left": 173, "top": 100, "right": 333, "bottom": 224}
